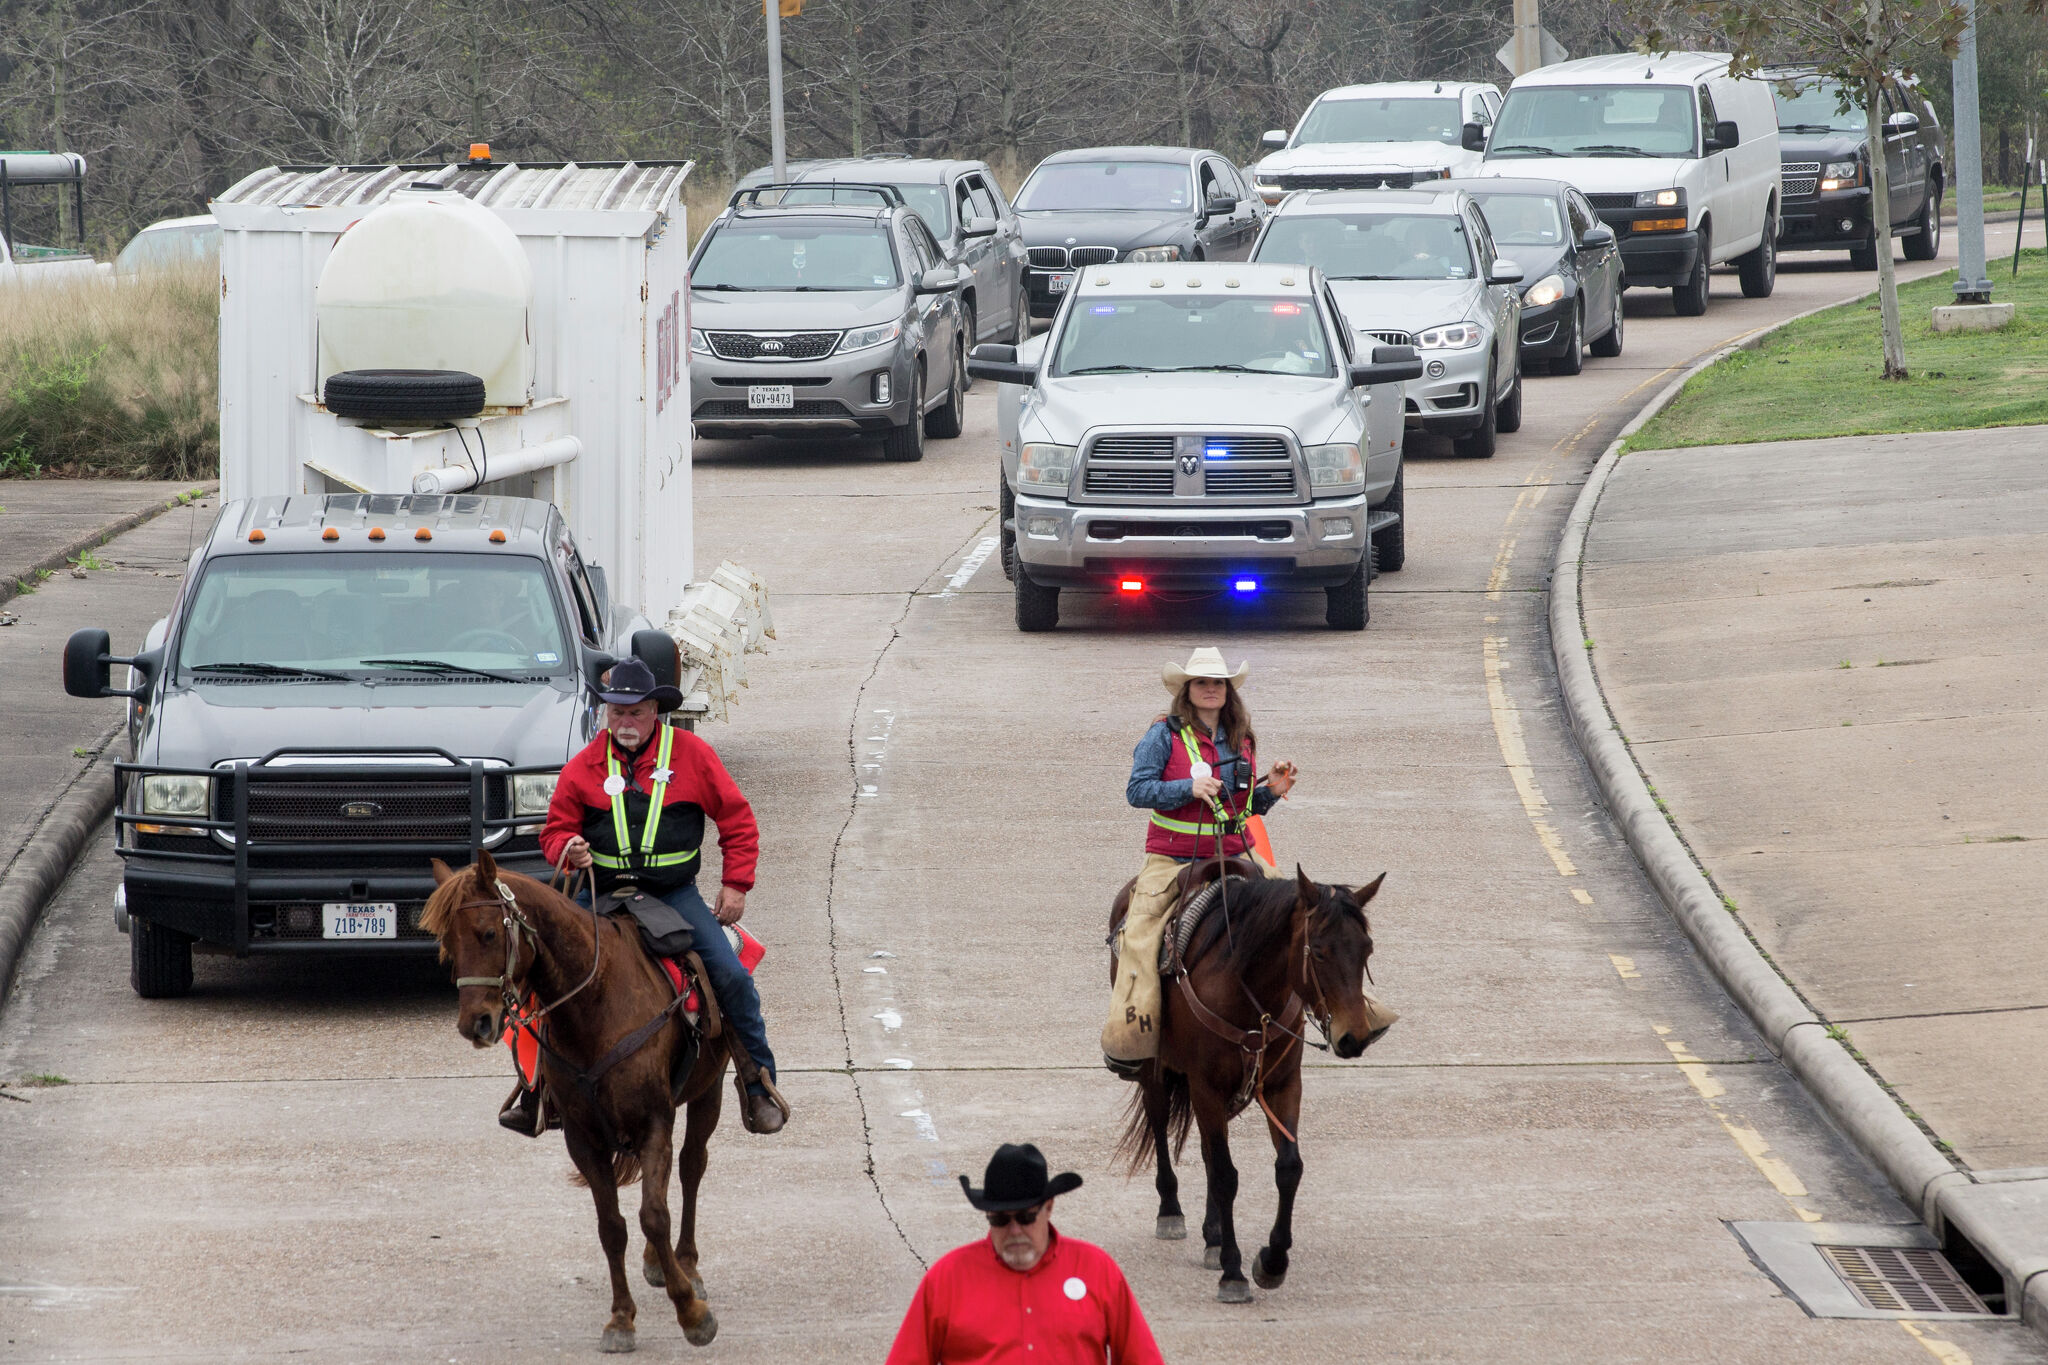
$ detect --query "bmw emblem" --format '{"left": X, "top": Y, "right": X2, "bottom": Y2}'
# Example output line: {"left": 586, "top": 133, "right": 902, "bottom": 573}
{"left": 1065, "top": 237, "right": 1076, "bottom": 245}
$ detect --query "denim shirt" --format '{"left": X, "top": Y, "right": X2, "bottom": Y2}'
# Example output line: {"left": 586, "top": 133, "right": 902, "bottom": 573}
{"left": 1126, "top": 719, "right": 1279, "bottom": 816}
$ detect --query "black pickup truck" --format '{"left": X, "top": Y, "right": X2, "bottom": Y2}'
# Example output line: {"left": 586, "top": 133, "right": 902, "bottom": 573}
{"left": 1768, "top": 67, "right": 1946, "bottom": 269}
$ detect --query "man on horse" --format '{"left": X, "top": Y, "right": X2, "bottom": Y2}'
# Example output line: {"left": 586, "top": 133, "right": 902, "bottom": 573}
{"left": 1103, "top": 647, "right": 1296, "bottom": 1075}
{"left": 521, "top": 656, "right": 788, "bottom": 1136}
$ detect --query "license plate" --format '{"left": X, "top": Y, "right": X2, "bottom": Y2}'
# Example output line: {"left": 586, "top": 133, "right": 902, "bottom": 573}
{"left": 1047, "top": 272, "right": 1074, "bottom": 294}
{"left": 747, "top": 384, "right": 794, "bottom": 410}
{"left": 323, "top": 903, "right": 397, "bottom": 939}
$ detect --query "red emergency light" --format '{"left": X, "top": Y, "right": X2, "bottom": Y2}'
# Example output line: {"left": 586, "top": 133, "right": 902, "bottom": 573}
{"left": 1118, "top": 578, "right": 1145, "bottom": 594}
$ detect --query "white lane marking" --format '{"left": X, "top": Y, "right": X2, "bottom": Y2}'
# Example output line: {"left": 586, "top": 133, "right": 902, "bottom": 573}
{"left": 936, "top": 536, "right": 998, "bottom": 598}
{"left": 868, "top": 950, "right": 896, "bottom": 959}
{"left": 883, "top": 1058, "right": 915, "bottom": 1069}
{"left": 863, "top": 966, "right": 888, "bottom": 975}
{"left": 873, "top": 1009, "right": 903, "bottom": 1030}
{"left": 899, "top": 1107, "right": 940, "bottom": 1141}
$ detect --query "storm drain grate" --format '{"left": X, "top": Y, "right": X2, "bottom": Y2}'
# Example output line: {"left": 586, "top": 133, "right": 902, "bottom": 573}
{"left": 1818, "top": 1246, "right": 1991, "bottom": 1316}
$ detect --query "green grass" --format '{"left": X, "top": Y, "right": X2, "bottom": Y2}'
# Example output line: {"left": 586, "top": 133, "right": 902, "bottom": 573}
{"left": 1630, "top": 250, "right": 2048, "bottom": 450}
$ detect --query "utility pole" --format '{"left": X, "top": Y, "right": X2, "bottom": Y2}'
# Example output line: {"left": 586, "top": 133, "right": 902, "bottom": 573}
{"left": 1951, "top": 0, "right": 1992, "bottom": 302}
{"left": 1512, "top": 0, "right": 1541, "bottom": 77}
{"left": 766, "top": 0, "right": 789, "bottom": 183}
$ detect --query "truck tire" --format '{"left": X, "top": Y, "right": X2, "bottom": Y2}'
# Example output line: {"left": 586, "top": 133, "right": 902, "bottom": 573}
{"left": 1014, "top": 567, "right": 1059, "bottom": 631}
{"left": 1325, "top": 559, "right": 1369, "bottom": 631}
{"left": 1372, "top": 462, "right": 1405, "bottom": 573}
{"left": 323, "top": 369, "right": 485, "bottom": 421}
{"left": 1672, "top": 227, "right": 1711, "bottom": 316}
{"left": 882, "top": 372, "right": 926, "bottom": 462}
{"left": 1903, "top": 189, "right": 1941, "bottom": 261}
{"left": 1737, "top": 219, "right": 1776, "bottom": 298}
{"left": 131, "top": 916, "right": 194, "bottom": 998}
{"left": 999, "top": 478, "right": 1017, "bottom": 581}
{"left": 1452, "top": 359, "right": 1497, "bottom": 458}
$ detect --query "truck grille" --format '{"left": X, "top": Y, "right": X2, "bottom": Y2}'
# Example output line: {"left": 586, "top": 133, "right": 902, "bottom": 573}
{"left": 1781, "top": 161, "right": 1822, "bottom": 198}
{"left": 1069, "top": 247, "right": 1118, "bottom": 267}
{"left": 1202, "top": 435, "right": 1289, "bottom": 460}
{"left": 1204, "top": 468, "right": 1296, "bottom": 497}
{"left": 225, "top": 778, "right": 507, "bottom": 845}
{"left": 706, "top": 330, "right": 842, "bottom": 361}
{"left": 1085, "top": 468, "right": 1175, "bottom": 496}
{"left": 1079, "top": 431, "right": 1299, "bottom": 503}
{"left": 1586, "top": 193, "right": 1637, "bottom": 211}
{"left": 1089, "top": 434, "right": 1176, "bottom": 460}
{"left": 1278, "top": 170, "right": 1426, "bottom": 190}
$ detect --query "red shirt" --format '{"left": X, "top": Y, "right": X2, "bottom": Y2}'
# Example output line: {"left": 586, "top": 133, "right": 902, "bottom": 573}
{"left": 539, "top": 726, "right": 759, "bottom": 891}
{"left": 885, "top": 1229, "right": 1163, "bottom": 1365}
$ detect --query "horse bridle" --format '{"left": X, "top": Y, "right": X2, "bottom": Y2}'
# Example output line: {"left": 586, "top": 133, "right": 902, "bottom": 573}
{"left": 451, "top": 866, "right": 602, "bottom": 1023}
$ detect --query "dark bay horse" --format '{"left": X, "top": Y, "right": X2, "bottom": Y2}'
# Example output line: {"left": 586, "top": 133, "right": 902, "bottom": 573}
{"left": 422, "top": 851, "right": 728, "bottom": 1352}
{"left": 1110, "top": 864, "right": 1392, "bottom": 1302}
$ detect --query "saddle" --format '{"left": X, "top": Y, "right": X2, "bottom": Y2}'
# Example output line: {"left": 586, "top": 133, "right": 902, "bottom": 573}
{"left": 593, "top": 887, "right": 714, "bottom": 1103}
{"left": 1159, "top": 858, "right": 1262, "bottom": 978}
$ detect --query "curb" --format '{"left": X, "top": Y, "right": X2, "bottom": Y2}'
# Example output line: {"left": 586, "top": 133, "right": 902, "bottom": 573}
{"left": 1549, "top": 296, "right": 2048, "bottom": 1333}
{"left": 0, "top": 735, "right": 120, "bottom": 1010}
{"left": 0, "top": 481, "right": 216, "bottom": 611}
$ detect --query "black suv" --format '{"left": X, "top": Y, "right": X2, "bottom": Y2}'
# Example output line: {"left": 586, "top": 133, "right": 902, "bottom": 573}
{"left": 1768, "top": 67, "right": 1946, "bottom": 269}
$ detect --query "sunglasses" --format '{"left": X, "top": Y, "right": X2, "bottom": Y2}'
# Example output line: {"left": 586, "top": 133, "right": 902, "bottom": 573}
{"left": 985, "top": 1205, "right": 1044, "bottom": 1229}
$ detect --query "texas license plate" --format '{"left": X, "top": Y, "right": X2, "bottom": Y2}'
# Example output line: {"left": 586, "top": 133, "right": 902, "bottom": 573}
{"left": 323, "top": 903, "right": 397, "bottom": 939}
{"left": 1047, "top": 272, "right": 1074, "bottom": 294}
{"left": 747, "top": 384, "right": 795, "bottom": 409}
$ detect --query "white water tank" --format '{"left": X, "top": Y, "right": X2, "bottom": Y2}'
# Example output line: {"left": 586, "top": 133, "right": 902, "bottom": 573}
{"left": 315, "top": 191, "right": 534, "bottom": 408}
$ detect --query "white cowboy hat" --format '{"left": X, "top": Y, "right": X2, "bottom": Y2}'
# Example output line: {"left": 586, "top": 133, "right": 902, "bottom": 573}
{"left": 1163, "top": 646, "right": 1249, "bottom": 693}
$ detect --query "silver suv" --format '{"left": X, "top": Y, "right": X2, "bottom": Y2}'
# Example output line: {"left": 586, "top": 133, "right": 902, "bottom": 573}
{"left": 688, "top": 185, "right": 969, "bottom": 462}
{"left": 970, "top": 262, "right": 1421, "bottom": 632}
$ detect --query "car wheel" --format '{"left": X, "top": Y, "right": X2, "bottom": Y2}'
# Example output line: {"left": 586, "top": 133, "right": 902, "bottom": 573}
{"left": 925, "top": 341, "right": 965, "bottom": 438}
{"left": 1590, "top": 290, "right": 1625, "bottom": 358}
{"left": 1010, "top": 292, "right": 1030, "bottom": 344}
{"left": 999, "top": 476, "right": 1017, "bottom": 582}
{"left": 882, "top": 370, "right": 926, "bottom": 462}
{"left": 1372, "top": 461, "right": 1405, "bottom": 573}
{"left": 1452, "top": 361, "right": 1498, "bottom": 458}
{"left": 1014, "top": 566, "right": 1058, "bottom": 631}
{"left": 1673, "top": 227, "right": 1711, "bottom": 316}
{"left": 1495, "top": 361, "right": 1523, "bottom": 434}
{"left": 1849, "top": 238, "right": 1879, "bottom": 271}
{"left": 959, "top": 303, "right": 978, "bottom": 389}
{"left": 1737, "top": 220, "right": 1776, "bottom": 297}
{"left": 1551, "top": 305, "right": 1584, "bottom": 376}
{"left": 131, "top": 916, "right": 194, "bottom": 999}
{"left": 1325, "top": 558, "right": 1369, "bottom": 630}
{"left": 1903, "top": 189, "right": 1941, "bottom": 261}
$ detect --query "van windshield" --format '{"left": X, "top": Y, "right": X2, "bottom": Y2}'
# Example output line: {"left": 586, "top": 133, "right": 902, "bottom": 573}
{"left": 1772, "top": 79, "right": 1866, "bottom": 133}
{"left": 1255, "top": 212, "right": 1475, "bottom": 281}
{"left": 1051, "top": 296, "right": 1334, "bottom": 377}
{"left": 177, "top": 554, "right": 571, "bottom": 679}
{"left": 1491, "top": 85, "right": 1699, "bottom": 158}
{"left": 693, "top": 220, "right": 902, "bottom": 291}
{"left": 1294, "top": 97, "right": 1465, "bottom": 146}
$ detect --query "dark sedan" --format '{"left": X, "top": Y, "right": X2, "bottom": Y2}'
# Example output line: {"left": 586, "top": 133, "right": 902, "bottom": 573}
{"left": 1012, "top": 145, "right": 1266, "bottom": 318}
{"left": 1451, "top": 177, "right": 1624, "bottom": 375}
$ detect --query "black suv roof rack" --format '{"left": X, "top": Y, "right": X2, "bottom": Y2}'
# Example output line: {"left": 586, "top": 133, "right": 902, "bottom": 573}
{"left": 728, "top": 181, "right": 907, "bottom": 210}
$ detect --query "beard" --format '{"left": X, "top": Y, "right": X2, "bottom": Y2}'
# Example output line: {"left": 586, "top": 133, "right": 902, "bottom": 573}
{"left": 994, "top": 1236, "right": 1044, "bottom": 1272}
{"left": 611, "top": 722, "right": 646, "bottom": 748}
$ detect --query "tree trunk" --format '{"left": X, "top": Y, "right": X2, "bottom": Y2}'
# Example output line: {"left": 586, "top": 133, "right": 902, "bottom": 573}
{"left": 1865, "top": 71, "right": 1908, "bottom": 381}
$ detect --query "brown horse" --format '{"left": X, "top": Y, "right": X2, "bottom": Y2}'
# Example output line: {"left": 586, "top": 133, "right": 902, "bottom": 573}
{"left": 422, "top": 851, "right": 728, "bottom": 1352}
{"left": 1111, "top": 863, "right": 1391, "bottom": 1303}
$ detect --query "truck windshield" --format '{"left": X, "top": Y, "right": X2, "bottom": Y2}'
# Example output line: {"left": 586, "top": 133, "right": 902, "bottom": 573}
{"left": 177, "top": 554, "right": 571, "bottom": 680}
{"left": 1050, "top": 296, "right": 1335, "bottom": 377}
{"left": 1014, "top": 162, "right": 1192, "bottom": 212}
{"left": 1772, "top": 79, "right": 1866, "bottom": 132}
{"left": 1490, "top": 85, "right": 1699, "bottom": 158}
{"left": 693, "top": 220, "right": 901, "bottom": 291}
{"left": 1256, "top": 212, "right": 1476, "bottom": 281}
{"left": 1294, "top": 97, "right": 1465, "bottom": 146}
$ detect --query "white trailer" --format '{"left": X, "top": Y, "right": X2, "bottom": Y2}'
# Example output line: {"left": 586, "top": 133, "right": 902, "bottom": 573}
{"left": 0, "top": 151, "right": 106, "bottom": 286}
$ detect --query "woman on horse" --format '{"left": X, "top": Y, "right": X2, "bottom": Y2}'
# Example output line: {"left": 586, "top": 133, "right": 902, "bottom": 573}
{"left": 1103, "top": 647, "right": 1296, "bottom": 1075}
{"left": 526, "top": 657, "right": 788, "bottom": 1136}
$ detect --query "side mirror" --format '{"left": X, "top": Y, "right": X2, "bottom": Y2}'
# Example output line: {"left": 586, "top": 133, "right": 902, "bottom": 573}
{"left": 1708, "top": 119, "right": 1740, "bottom": 151}
{"left": 1887, "top": 110, "right": 1921, "bottom": 133}
{"left": 1461, "top": 122, "right": 1487, "bottom": 152}
{"left": 63, "top": 627, "right": 152, "bottom": 700}
{"left": 1486, "top": 259, "right": 1525, "bottom": 286}
{"left": 916, "top": 266, "right": 964, "bottom": 294}
{"left": 1203, "top": 194, "right": 1237, "bottom": 219}
{"left": 1581, "top": 224, "right": 1616, "bottom": 248}
{"left": 583, "top": 649, "right": 619, "bottom": 690}
{"left": 966, "top": 342, "right": 1038, "bottom": 386}
{"left": 1261, "top": 130, "right": 1289, "bottom": 151}
{"left": 631, "top": 628, "right": 684, "bottom": 690}
{"left": 1350, "top": 345, "right": 1423, "bottom": 386}
{"left": 962, "top": 215, "right": 999, "bottom": 238}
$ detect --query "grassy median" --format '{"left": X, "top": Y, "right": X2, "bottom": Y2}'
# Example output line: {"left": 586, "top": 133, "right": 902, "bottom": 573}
{"left": 1631, "top": 250, "right": 2048, "bottom": 450}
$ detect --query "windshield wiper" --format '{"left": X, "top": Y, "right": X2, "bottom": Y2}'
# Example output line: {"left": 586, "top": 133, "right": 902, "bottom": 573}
{"left": 1489, "top": 144, "right": 1560, "bottom": 157}
{"left": 359, "top": 657, "right": 533, "bottom": 684}
{"left": 1572, "top": 144, "right": 1658, "bottom": 157}
{"left": 1162, "top": 363, "right": 1261, "bottom": 373}
{"left": 1328, "top": 274, "right": 1406, "bottom": 281}
{"left": 1064, "top": 364, "right": 1159, "bottom": 375}
{"left": 1780, "top": 123, "right": 1838, "bottom": 134}
{"left": 694, "top": 283, "right": 763, "bottom": 291}
{"left": 190, "top": 661, "right": 352, "bottom": 681}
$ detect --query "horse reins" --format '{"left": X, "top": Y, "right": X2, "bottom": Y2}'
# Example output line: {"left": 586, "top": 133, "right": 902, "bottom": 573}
{"left": 453, "top": 862, "right": 602, "bottom": 1025}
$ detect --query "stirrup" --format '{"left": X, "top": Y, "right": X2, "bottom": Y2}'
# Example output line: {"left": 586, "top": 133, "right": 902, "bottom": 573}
{"left": 498, "top": 1081, "right": 549, "bottom": 1138}
{"left": 1102, "top": 1051, "right": 1146, "bottom": 1081}
{"left": 732, "top": 1061, "right": 791, "bottom": 1134}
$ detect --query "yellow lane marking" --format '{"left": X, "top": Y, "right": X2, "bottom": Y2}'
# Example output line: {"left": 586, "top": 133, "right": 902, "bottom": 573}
{"left": 1482, "top": 636, "right": 1576, "bottom": 877}
{"left": 1608, "top": 952, "right": 1639, "bottom": 977}
{"left": 1572, "top": 887, "right": 1594, "bottom": 906}
{"left": 1900, "top": 1320, "right": 1974, "bottom": 1364}
{"left": 1653, "top": 1024, "right": 1822, "bottom": 1221}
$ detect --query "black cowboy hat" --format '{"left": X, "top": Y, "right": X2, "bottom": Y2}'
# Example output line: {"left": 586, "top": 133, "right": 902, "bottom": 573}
{"left": 958, "top": 1143, "right": 1083, "bottom": 1212}
{"left": 592, "top": 657, "right": 684, "bottom": 713}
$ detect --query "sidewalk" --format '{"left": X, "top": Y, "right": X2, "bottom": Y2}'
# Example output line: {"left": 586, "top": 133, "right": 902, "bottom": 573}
{"left": 1, "top": 479, "right": 209, "bottom": 610}
{"left": 1578, "top": 424, "right": 2048, "bottom": 1173}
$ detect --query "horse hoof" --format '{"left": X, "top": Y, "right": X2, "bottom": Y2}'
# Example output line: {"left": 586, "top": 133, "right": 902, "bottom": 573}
{"left": 684, "top": 1310, "right": 719, "bottom": 1347}
{"left": 1202, "top": 1246, "right": 1222, "bottom": 1270}
{"left": 642, "top": 1258, "right": 664, "bottom": 1288}
{"left": 1252, "top": 1250, "right": 1286, "bottom": 1290}
{"left": 1217, "top": 1278, "right": 1254, "bottom": 1304}
{"left": 600, "top": 1327, "right": 636, "bottom": 1353}
{"left": 1155, "top": 1215, "right": 1187, "bottom": 1241}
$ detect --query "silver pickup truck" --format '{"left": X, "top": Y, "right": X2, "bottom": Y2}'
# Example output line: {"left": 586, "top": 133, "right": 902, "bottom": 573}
{"left": 969, "top": 261, "right": 1420, "bottom": 631}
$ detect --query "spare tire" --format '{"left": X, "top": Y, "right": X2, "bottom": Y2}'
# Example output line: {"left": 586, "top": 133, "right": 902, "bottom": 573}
{"left": 323, "top": 369, "right": 485, "bottom": 421}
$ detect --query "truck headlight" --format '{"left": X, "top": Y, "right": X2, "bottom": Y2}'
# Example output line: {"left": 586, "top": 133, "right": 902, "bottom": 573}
{"left": 839, "top": 319, "right": 903, "bottom": 352}
{"left": 689, "top": 328, "right": 712, "bottom": 357}
{"left": 138, "top": 773, "right": 211, "bottom": 837}
{"left": 1304, "top": 442, "right": 1364, "bottom": 493}
{"left": 1523, "top": 274, "right": 1567, "bottom": 307}
{"left": 1635, "top": 188, "right": 1684, "bottom": 208}
{"left": 1018, "top": 442, "right": 1076, "bottom": 489}
{"left": 1820, "top": 160, "right": 1863, "bottom": 191}
{"left": 1415, "top": 322, "right": 1483, "bottom": 350}
{"left": 513, "top": 771, "right": 559, "bottom": 817}
{"left": 1255, "top": 180, "right": 1283, "bottom": 204}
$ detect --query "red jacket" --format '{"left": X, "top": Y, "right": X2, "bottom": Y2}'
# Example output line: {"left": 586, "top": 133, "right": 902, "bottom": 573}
{"left": 885, "top": 1230, "right": 1162, "bottom": 1365}
{"left": 540, "top": 726, "right": 759, "bottom": 892}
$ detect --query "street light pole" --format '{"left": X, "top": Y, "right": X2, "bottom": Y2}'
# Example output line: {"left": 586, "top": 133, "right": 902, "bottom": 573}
{"left": 766, "top": 0, "right": 788, "bottom": 183}
{"left": 1952, "top": 0, "right": 1992, "bottom": 302}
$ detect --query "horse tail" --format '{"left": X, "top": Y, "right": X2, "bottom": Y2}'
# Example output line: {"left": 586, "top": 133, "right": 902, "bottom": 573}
{"left": 567, "top": 1151, "right": 645, "bottom": 1189}
{"left": 1112, "top": 1066, "right": 1192, "bottom": 1175}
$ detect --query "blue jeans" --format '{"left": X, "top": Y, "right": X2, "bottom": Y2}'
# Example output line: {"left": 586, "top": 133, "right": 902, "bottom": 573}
{"left": 585, "top": 881, "right": 776, "bottom": 1083}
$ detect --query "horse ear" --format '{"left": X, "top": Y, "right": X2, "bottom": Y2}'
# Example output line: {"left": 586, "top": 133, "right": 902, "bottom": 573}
{"left": 430, "top": 858, "right": 456, "bottom": 886}
{"left": 1294, "top": 863, "right": 1317, "bottom": 906}
{"left": 473, "top": 848, "right": 500, "bottom": 886}
{"left": 1353, "top": 872, "right": 1387, "bottom": 905}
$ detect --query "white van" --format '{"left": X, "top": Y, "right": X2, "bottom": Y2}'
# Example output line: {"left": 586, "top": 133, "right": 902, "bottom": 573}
{"left": 1482, "top": 52, "right": 1780, "bottom": 315}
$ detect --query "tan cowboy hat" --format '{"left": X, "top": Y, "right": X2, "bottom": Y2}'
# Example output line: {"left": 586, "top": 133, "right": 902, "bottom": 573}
{"left": 1163, "top": 646, "right": 1249, "bottom": 694}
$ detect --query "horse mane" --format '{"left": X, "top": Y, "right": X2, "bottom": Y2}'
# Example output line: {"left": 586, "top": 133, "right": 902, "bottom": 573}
{"left": 417, "top": 870, "right": 475, "bottom": 961}
{"left": 1184, "top": 874, "right": 1366, "bottom": 976}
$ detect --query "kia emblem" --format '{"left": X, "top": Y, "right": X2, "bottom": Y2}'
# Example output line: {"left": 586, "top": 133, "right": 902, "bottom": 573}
{"left": 760, "top": 338, "right": 785, "bottom": 352}
{"left": 341, "top": 801, "right": 383, "bottom": 819}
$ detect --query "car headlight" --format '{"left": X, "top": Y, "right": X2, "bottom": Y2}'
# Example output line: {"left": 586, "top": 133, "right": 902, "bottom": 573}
{"left": 1820, "top": 159, "right": 1864, "bottom": 191}
{"left": 513, "top": 771, "right": 560, "bottom": 817}
{"left": 1304, "top": 442, "right": 1364, "bottom": 493}
{"left": 689, "top": 328, "right": 712, "bottom": 357}
{"left": 1125, "top": 245, "right": 1183, "bottom": 263}
{"left": 1017, "top": 442, "right": 1076, "bottom": 489}
{"left": 1634, "top": 188, "right": 1684, "bottom": 208}
{"left": 839, "top": 319, "right": 902, "bottom": 353}
{"left": 1523, "top": 274, "right": 1567, "bottom": 308}
{"left": 1415, "top": 321, "right": 1484, "bottom": 350}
